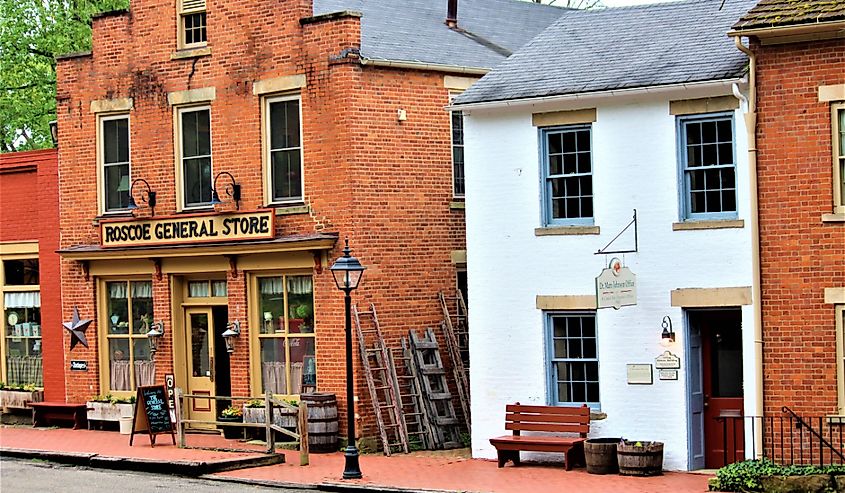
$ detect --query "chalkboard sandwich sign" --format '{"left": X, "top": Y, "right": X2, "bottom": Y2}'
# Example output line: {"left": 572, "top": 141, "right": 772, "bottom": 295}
{"left": 130, "top": 385, "right": 176, "bottom": 447}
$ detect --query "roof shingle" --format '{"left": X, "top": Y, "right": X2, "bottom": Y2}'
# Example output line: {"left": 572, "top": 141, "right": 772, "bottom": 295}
{"left": 732, "top": 0, "right": 845, "bottom": 31}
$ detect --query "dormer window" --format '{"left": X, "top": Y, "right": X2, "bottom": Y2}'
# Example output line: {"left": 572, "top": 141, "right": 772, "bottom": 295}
{"left": 179, "top": 0, "right": 207, "bottom": 49}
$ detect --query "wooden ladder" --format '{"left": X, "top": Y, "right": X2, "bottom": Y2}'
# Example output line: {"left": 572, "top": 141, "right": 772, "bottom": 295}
{"left": 438, "top": 291, "right": 471, "bottom": 430}
{"left": 406, "top": 327, "right": 462, "bottom": 449}
{"left": 353, "top": 303, "right": 408, "bottom": 455}
{"left": 390, "top": 342, "right": 434, "bottom": 450}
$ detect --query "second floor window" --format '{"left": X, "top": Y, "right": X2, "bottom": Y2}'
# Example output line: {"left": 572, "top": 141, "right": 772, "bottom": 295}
{"left": 541, "top": 125, "right": 593, "bottom": 225}
{"left": 267, "top": 96, "right": 303, "bottom": 203}
{"left": 452, "top": 110, "right": 465, "bottom": 197}
{"left": 834, "top": 105, "right": 844, "bottom": 213}
{"left": 679, "top": 114, "right": 737, "bottom": 220}
{"left": 179, "top": 0, "right": 207, "bottom": 48}
{"left": 101, "top": 116, "right": 130, "bottom": 212}
{"left": 179, "top": 107, "right": 212, "bottom": 208}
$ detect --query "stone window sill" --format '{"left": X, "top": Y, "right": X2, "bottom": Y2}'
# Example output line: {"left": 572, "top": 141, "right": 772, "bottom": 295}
{"left": 535, "top": 225, "right": 600, "bottom": 236}
{"left": 92, "top": 212, "right": 133, "bottom": 226}
{"left": 821, "top": 213, "right": 845, "bottom": 223}
{"left": 449, "top": 200, "right": 465, "bottom": 210}
{"left": 672, "top": 219, "right": 744, "bottom": 231}
{"left": 271, "top": 204, "right": 310, "bottom": 216}
{"left": 171, "top": 46, "right": 211, "bottom": 60}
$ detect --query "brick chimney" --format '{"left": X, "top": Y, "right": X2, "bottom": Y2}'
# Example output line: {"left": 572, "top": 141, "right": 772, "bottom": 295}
{"left": 446, "top": 0, "right": 458, "bottom": 27}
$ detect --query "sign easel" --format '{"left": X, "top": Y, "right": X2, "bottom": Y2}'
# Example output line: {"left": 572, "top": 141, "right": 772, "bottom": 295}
{"left": 129, "top": 385, "right": 176, "bottom": 447}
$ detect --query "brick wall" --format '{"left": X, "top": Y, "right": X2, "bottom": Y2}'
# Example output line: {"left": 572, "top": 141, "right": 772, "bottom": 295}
{"left": 55, "top": 0, "right": 465, "bottom": 438}
{"left": 754, "top": 38, "right": 845, "bottom": 415}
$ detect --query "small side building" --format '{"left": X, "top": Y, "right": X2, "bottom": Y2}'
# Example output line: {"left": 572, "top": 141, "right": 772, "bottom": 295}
{"left": 453, "top": 0, "right": 758, "bottom": 471}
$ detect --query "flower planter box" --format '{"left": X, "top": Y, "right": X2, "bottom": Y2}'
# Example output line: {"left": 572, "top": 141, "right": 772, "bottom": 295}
{"left": 0, "top": 389, "right": 44, "bottom": 409}
{"left": 86, "top": 401, "right": 134, "bottom": 422}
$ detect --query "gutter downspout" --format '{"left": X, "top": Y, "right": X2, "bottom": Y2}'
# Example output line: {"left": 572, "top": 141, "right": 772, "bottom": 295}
{"left": 734, "top": 35, "right": 764, "bottom": 458}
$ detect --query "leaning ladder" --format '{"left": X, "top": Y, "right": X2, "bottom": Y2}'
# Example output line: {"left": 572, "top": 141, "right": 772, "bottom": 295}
{"left": 353, "top": 303, "right": 408, "bottom": 455}
{"left": 438, "top": 291, "right": 471, "bottom": 430}
{"left": 390, "top": 342, "right": 434, "bottom": 450}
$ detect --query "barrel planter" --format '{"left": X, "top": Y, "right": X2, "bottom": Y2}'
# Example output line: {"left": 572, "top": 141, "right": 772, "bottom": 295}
{"left": 585, "top": 438, "right": 621, "bottom": 474}
{"left": 617, "top": 440, "right": 664, "bottom": 476}
{"left": 301, "top": 393, "right": 339, "bottom": 453}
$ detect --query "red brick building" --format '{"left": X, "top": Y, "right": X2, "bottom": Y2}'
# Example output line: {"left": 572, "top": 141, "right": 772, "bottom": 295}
{"left": 53, "top": 0, "right": 562, "bottom": 440}
{"left": 731, "top": 2, "right": 845, "bottom": 417}
{"left": 0, "top": 148, "right": 63, "bottom": 401}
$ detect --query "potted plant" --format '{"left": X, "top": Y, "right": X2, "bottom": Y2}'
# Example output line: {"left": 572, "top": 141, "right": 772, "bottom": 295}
{"left": 617, "top": 439, "right": 664, "bottom": 476}
{"left": 294, "top": 304, "right": 313, "bottom": 332}
{"left": 0, "top": 382, "right": 44, "bottom": 409}
{"left": 219, "top": 405, "right": 243, "bottom": 439}
{"left": 87, "top": 394, "right": 136, "bottom": 423}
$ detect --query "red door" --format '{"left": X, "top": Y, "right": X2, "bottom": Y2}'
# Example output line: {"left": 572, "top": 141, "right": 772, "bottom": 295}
{"left": 696, "top": 310, "right": 744, "bottom": 468}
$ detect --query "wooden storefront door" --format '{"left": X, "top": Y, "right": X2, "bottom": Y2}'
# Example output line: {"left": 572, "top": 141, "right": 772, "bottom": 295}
{"left": 185, "top": 307, "right": 216, "bottom": 426}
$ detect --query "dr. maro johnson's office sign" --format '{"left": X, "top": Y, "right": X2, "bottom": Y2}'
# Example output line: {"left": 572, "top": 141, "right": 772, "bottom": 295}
{"left": 596, "top": 257, "right": 637, "bottom": 309}
{"left": 101, "top": 210, "right": 274, "bottom": 248}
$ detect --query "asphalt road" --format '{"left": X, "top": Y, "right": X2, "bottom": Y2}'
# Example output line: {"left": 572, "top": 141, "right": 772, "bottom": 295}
{"left": 0, "top": 458, "right": 315, "bottom": 492}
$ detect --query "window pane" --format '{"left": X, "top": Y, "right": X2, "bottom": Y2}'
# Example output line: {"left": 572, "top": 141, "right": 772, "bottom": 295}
{"left": 453, "top": 144, "right": 465, "bottom": 196}
{"left": 109, "top": 339, "right": 131, "bottom": 391}
{"left": 184, "top": 12, "right": 206, "bottom": 45}
{"left": 549, "top": 314, "right": 598, "bottom": 405}
{"left": 107, "top": 282, "right": 129, "bottom": 334}
{"left": 5, "top": 304, "right": 42, "bottom": 387}
{"left": 544, "top": 127, "right": 592, "bottom": 222}
{"left": 3, "top": 259, "right": 39, "bottom": 285}
{"left": 105, "top": 164, "right": 130, "bottom": 211}
{"left": 131, "top": 281, "right": 153, "bottom": 334}
{"left": 190, "top": 312, "right": 210, "bottom": 377}
{"left": 288, "top": 337, "right": 315, "bottom": 394}
{"left": 271, "top": 149, "right": 302, "bottom": 201}
{"left": 682, "top": 116, "right": 735, "bottom": 218}
{"left": 103, "top": 118, "right": 129, "bottom": 164}
{"left": 181, "top": 109, "right": 210, "bottom": 158}
{"left": 212, "top": 280, "right": 227, "bottom": 297}
{"left": 548, "top": 155, "right": 562, "bottom": 176}
{"left": 451, "top": 111, "right": 464, "bottom": 145}
{"left": 184, "top": 157, "right": 212, "bottom": 205}
{"left": 259, "top": 277, "right": 285, "bottom": 335}
{"left": 686, "top": 122, "right": 701, "bottom": 145}
{"left": 548, "top": 133, "right": 562, "bottom": 155}
{"left": 188, "top": 281, "right": 210, "bottom": 298}
{"left": 270, "top": 100, "right": 300, "bottom": 150}
{"left": 260, "top": 338, "right": 287, "bottom": 393}
{"left": 287, "top": 276, "right": 314, "bottom": 334}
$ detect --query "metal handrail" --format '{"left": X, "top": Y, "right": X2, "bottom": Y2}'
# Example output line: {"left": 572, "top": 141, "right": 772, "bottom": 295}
{"left": 782, "top": 406, "right": 845, "bottom": 463}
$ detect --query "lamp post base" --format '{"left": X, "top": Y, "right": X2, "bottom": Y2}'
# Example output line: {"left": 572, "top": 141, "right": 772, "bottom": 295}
{"left": 342, "top": 445, "right": 363, "bottom": 479}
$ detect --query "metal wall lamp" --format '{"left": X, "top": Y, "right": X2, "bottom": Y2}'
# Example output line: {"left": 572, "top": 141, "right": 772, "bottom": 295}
{"left": 128, "top": 178, "right": 158, "bottom": 216}
{"left": 222, "top": 320, "right": 241, "bottom": 353}
{"left": 146, "top": 321, "right": 165, "bottom": 355}
{"left": 211, "top": 171, "right": 242, "bottom": 210}
{"left": 661, "top": 316, "right": 675, "bottom": 346}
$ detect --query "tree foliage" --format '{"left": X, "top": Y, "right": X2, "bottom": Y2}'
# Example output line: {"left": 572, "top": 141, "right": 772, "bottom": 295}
{"left": 0, "top": 0, "right": 128, "bottom": 152}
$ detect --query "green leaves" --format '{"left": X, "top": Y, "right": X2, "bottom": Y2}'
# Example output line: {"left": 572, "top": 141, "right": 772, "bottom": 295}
{"left": 0, "top": 0, "right": 128, "bottom": 152}
{"left": 715, "top": 459, "right": 845, "bottom": 492}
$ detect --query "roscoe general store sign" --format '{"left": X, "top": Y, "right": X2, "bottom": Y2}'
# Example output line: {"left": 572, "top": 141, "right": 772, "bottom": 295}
{"left": 101, "top": 210, "right": 274, "bottom": 248}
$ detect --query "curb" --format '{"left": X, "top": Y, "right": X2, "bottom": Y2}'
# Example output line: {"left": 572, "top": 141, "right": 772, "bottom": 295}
{"left": 203, "top": 474, "right": 462, "bottom": 493}
{"left": 0, "top": 447, "right": 283, "bottom": 477}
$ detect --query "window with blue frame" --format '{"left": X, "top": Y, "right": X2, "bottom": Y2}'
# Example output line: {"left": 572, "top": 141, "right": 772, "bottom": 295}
{"left": 546, "top": 312, "right": 599, "bottom": 408}
{"left": 541, "top": 125, "right": 593, "bottom": 225}
{"left": 679, "top": 114, "right": 737, "bottom": 220}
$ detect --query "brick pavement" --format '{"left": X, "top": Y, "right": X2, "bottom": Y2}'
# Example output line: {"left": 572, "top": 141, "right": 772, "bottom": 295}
{"left": 0, "top": 427, "right": 711, "bottom": 492}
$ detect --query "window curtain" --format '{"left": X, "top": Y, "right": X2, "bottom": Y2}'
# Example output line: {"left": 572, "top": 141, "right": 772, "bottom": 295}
{"left": 131, "top": 281, "right": 152, "bottom": 298}
{"left": 290, "top": 362, "right": 303, "bottom": 395}
{"left": 260, "top": 278, "right": 284, "bottom": 295}
{"left": 188, "top": 282, "right": 209, "bottom": 297}
{"left": 287, "top": 277, "right": 312, "bottom": 295}
{"left": 108, "top": 282, "right": 127, "bottom": 298}
{"left": 6, "top": 356, "right": 42, "bottom": 387}
{"left": 134, "top": 360, "right": 156, "bottom": 387}
{"left": 110, "top": 360, "right": 131, "bottom": 391}
{"left": 4, "top": 292, "right": 41, "bottom": 308}
{"left": 262, "top": 361, "right": 285, "bottom": 394}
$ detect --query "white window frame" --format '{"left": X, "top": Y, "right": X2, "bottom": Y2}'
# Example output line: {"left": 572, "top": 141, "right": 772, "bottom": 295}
{"left": 97, "top": 114, "right": 131, "bottom": 215}
{"left": 540, "top": 125, "right": 595, "bottom": 226}
{"left": 263, "top": 94, "right": 304, "bottom": 206}
{"left": 836, "top": 305, "right": 844, "bottom": 414}
{"left": 833, "top": 103, "right": 844, "bottom": 214}
{"left": 545, "top": 311, "right": 600, "bottom": 409}
{"left": 175, "top": 105, "right": 213, "bottom": 211}
{"left": 449, "top": 92, "right": 465, "bottom": 199}
{"left": 178, "top": 0, "right": 207, "bottom": 50}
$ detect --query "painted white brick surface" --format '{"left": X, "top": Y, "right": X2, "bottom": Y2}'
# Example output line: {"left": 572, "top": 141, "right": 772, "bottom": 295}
{"left": 462, "top": 93, "right": 757, "bottom": 471}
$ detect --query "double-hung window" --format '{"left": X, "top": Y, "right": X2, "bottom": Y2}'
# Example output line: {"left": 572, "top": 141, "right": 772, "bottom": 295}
{"left": 103, "top": 280, "right": 155, "bottom": 392}
{"left": 179, "top": 0, "right": 207, "bottom": 49}
{"left": 833, "top": 104, "right": 844, "bottom": 213}
{"left": 541, "top": 126, "right": 593, "bottom": 225}
{"left": 178, "top": 106, "right": 212, "bottom": 208}
{"left": 2, "top": 258, "right": 42, "bottom": 388}
{"left": 678, "top": 114, "right": 737, "bottom": 220}
{"left": 451, "top": 109, "right": 465, "bottom": 198}
{"left": 266, "top": 96, "right": 303, "bottom": 204}
{"left": 101, "top": 115, "right": 130, "bottom": 213}
{"left": 547, "top": 312, "right": 599, "bottom": 408}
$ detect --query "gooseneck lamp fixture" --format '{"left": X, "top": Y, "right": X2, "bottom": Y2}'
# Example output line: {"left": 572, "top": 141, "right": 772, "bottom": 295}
{"left": 127, "top": 178, "right": 158, "bottom": 216}
{"left": 330, "top": 238, "right": 366, "bottom": 480}
{"left": 661, "top": 315, "right": 676, "bottom": 347}
{"left": 145, "top": 321, "right": 165, "bottom": 355}
{"left": 210, "top": 171, "right": 242, "bottom": 210}
{"left": 222, "top": 320, "right": 241, "bottom": 353}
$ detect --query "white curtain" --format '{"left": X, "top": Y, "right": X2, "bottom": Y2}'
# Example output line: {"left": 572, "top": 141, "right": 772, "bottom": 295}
{"left": 290, "top": 362, "right": 303, "bottom": 395}
{"left": 108, "top": 282, "right": 127, "bottom": 299}
{"left": 262, "top": 362, "right": 285, "bottom": 394}
{"left": 188, "top": 281, "right": 209, "bottom": 297}
{"left": 4, "top": 292, "right": 40, "bottom": 308}
{"left": 287, "top": 276, "right": 312, "bottom": 295}
{"left": 134, "top": 360, "right": 156, "bottom": 387}
{"left": 110, "top": 360, "right": 131, "bottom": 391}
{"left": 260, "top": 277, "right": 284, "bottom": 295}
{"left": 131, "top": 281, "right": 152, "bottom": 298}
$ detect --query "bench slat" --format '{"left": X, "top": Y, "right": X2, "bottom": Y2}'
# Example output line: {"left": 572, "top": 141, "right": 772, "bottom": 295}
{"left": 505, "top": 422, "right": 589, "bottom": 434}
{"left": 506, "top": 404, "right": 590, "bottom": 416}
{"left": 506, "top": 412, "right": 590, "bottom": 424}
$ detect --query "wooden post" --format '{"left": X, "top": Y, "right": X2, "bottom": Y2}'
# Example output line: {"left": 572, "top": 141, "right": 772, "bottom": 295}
{"left": 299, "top": 401, "right": 309, "bottom": 466}
{"left": 175, "top": 388, "right": 185, "bottom": 448}
{"left": 265, "top": 391, "right": 274, "bottom": 454}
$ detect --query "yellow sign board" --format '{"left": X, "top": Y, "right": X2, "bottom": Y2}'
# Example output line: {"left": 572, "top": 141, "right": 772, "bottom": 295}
{"left": 101, "top": 210, "right": 275, "bottom": 248}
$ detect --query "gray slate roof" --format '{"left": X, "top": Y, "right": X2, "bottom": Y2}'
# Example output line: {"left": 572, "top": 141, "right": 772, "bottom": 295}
{"left": 313, "top": 0, "right": 566, "bottom": 69}
{"left": 454, "top": 0, "right": 756, "bottom": 106}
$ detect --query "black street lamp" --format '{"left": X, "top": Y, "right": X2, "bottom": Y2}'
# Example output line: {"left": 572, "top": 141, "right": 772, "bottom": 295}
{"left": 330, "top": 238, "right": 366, "bottom": 480}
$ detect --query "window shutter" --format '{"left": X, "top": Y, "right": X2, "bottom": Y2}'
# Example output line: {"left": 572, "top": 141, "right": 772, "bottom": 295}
{"left": 182, "top": 0, "right": 206, "bottom": 13}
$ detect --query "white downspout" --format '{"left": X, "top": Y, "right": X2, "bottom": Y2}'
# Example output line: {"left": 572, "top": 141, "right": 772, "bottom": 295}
{"left": 734, "top": 35, "right": 764, "bottom": 458}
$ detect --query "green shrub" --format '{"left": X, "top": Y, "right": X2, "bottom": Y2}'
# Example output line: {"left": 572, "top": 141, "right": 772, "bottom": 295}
{"left": 716, "top": 459, "right": 845, "bottom": 492}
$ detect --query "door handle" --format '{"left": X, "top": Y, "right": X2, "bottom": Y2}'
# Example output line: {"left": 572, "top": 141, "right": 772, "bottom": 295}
{"left": 210, "top": 356, "right": 215, "bottom": 382}
{"left": 704, "top": 394, "right": 710, "bottom": 408}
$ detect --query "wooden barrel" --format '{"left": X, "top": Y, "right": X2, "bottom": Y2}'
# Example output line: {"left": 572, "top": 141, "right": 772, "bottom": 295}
{"left": 617, "top": 440, "right": 664, "bottom": 476}
{"left": 301, "top": 393, "right": 338, "bottom": 452}
{"left": 585, "top": 438, "right": 620, "bottom": 474}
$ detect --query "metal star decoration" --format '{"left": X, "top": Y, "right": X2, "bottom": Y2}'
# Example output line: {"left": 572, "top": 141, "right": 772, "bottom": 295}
{"left": 63, "top": 306, "right": 93, "bottom": 350}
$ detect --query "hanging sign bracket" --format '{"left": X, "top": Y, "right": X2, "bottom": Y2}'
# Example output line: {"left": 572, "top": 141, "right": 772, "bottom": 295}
{"left": 595, "top": 209, "right": 638, "bottom": 255}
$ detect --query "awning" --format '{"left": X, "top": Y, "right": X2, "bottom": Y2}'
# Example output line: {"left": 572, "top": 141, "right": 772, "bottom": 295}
{"left": 57, "top": 233, "right": 338, "bottom": 261}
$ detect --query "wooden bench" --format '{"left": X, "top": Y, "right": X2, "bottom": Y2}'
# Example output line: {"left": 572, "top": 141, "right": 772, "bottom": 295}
{"left": 28, "top": 402, "right": 91, "bottom": 430}
{"left": 490, "top": 403, "right": 590, "bottom": 470}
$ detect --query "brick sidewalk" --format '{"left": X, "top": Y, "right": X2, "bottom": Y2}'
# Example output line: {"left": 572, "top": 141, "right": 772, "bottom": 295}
{"left": 0, "top": 426, "right": 711, "bottom": 492}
